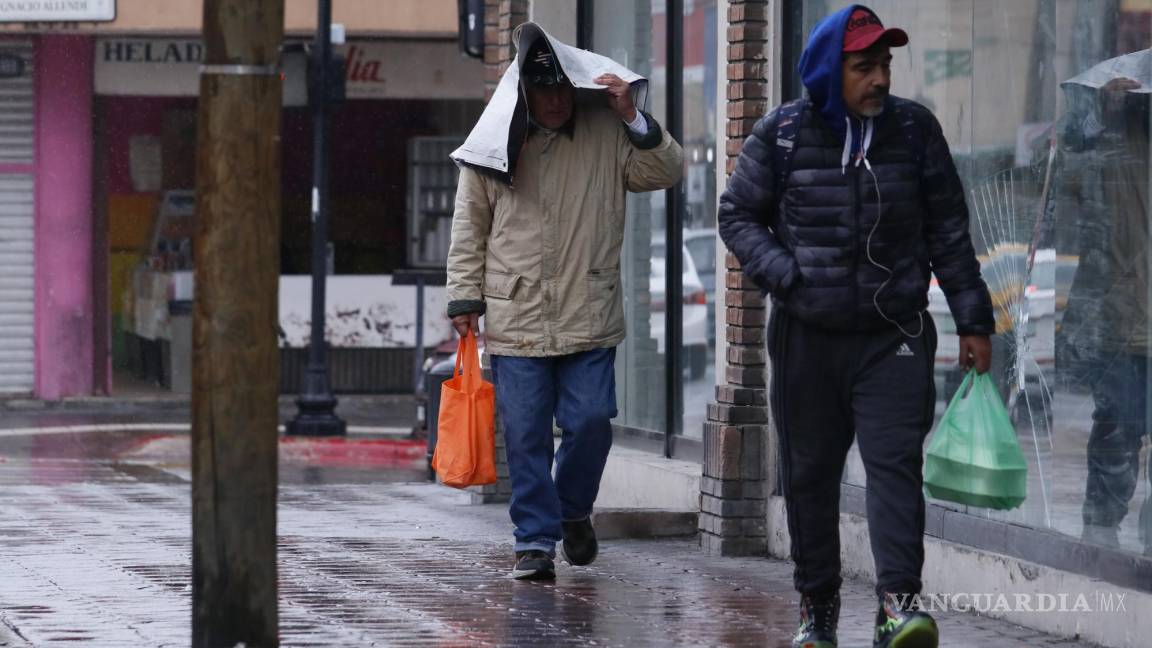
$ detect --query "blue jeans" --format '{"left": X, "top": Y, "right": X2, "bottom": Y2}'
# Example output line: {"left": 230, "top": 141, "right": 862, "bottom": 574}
{"left": 489, "top": 348, "right": 617, "bottom": 555}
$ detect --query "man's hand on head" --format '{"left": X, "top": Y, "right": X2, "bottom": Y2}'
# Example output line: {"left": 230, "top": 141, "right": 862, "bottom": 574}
{"left": 594, "top": 73, "right": 638, "bottom": 123}
{"left": 1100, "top": 76, "right": 1142, "bottom": 114}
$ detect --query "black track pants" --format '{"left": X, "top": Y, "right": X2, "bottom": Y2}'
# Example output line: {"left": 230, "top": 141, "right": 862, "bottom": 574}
{"left": 768, "top": 309, "right": 938, "bottom": 597}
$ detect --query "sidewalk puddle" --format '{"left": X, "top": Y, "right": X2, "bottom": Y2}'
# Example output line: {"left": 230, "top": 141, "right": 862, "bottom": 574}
{"left": 0, "top": 428, "right": 428, "bottom": 485}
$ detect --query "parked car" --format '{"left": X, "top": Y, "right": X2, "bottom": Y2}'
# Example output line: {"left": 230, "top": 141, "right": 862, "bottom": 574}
{"left": 650, "top": 240, "right": 710, "bottom": 379}
{"left": 682, "top": 229, "right": 718, "bottom": 346}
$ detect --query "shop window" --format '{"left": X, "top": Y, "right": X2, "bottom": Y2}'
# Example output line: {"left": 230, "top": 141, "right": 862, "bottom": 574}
{"left": 592, "top": 0, "right": 670, "bottom": 436}
{"left": 587, "top": 0, "right": 718, "bottom": 447}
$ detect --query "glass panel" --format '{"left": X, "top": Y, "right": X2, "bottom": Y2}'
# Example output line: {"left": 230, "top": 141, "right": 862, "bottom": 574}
{"left": 593, "top": 0, "right": 668, "bottom": 433}
{"left": 681, "top": 0, "right": 720, "bottom": 440}
{"left": 1049, "top": 0, "right": 1152, "bottom": 554}
{"left": 799, "top": 0, "right": 1152, "bottom": 557}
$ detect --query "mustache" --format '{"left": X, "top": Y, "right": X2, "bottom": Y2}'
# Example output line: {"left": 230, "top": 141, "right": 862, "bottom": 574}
{"left": 865, "top": 87, "right": 890, "bottom": 101}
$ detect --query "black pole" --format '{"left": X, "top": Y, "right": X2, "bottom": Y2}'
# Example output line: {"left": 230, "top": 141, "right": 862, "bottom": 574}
{"left": 664, "top": 0, "right": 684, "bottom": 458}
{"left": 576, "top": 0, "right": 594, "bottom": 50}
{"left": 287, "top": 0, "right": 346, "bottom": 436}
{"left": 781, "top": 0, "right": 805, "bottom": 100}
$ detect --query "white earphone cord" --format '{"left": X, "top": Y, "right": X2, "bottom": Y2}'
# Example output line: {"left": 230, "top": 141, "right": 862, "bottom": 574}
{"left": 857, "top": 117, "right": 925, "bottom": 339}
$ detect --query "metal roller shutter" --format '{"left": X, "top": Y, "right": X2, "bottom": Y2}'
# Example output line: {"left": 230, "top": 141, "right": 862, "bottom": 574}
{"left": 0, "top": 41, "right": 35, "bottom": 393}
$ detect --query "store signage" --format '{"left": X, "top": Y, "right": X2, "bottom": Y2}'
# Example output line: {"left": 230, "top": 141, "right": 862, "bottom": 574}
{"left": 0, "top": 0, "right": 115, "bottom": 22}
{"left": 0, "top": 52, "right": 23, "bottom": 78}
{"left": 95, "top": 38, "right": 483, "bottom": 101}
{"left": 101, "top": 39, "right": 203, "bottom": 65}
{"left": 95, "top": 38, "right": 210, "bottom": 98}
{"left": 346, "top": 45, "right": 383, "bottom": 85}
{"left": 337, "top": 41, "right": 484, "bottom": 100}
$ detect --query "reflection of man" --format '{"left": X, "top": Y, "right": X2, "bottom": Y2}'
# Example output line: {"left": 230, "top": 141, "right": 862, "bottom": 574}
{"left": 1061, "top": 70, "right": 1152, "bottom": 555}
{"left": 445, "top": 27, "right": 682, "bottom": 580}
{"left": 720, "top": 6, "right": 994, "bottom": 648}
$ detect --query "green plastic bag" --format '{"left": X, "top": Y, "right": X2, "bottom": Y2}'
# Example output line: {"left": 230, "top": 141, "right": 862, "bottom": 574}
{"left": 923, "top": 372, "right": 1028, "bottom": 510}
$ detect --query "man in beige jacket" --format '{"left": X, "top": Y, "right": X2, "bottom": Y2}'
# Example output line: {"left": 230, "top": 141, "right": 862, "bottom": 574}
{"left": 445, "top": 31, "right": 682, "bottom": 580}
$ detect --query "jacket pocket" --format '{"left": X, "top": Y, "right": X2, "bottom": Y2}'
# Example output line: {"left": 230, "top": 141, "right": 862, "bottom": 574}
{"left": 482, "top": 271, "right": 522, "bottom": 344}
{"left": 585, "top": 267, "right": 624, "bottom": 341}
{"left": 483, "top": 271, "right": 521, "bottom": 300}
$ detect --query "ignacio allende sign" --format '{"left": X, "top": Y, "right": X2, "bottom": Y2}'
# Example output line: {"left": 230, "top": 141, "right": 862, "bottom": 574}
{"left": 0, "top": 0, "right": 115, "bottom": 22}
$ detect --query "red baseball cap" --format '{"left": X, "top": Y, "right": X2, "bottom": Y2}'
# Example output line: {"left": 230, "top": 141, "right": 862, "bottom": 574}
{"left": 843, "top": 7, "right": 908, "bottom": 52}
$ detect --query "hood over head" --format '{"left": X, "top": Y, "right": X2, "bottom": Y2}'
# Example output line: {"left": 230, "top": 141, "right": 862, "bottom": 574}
{"left": 450, "top": 22, "right": 648, "bottom": 184}
{"left": 798, "top": 4, "right": 906, "bottom": 136}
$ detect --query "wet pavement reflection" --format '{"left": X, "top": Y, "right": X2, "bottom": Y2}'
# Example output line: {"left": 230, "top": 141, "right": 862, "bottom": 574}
{"left": 0, "top": 425, "right": 428, "bottom": 487}
{"left": 0, "top": 424, "right": 1101, "bottom": 647}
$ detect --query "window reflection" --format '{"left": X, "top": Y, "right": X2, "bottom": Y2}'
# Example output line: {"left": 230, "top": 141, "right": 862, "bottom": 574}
{"left": 593, "top": 0, "right": 718, "bottom": 440}
{"left": 594, "top": 0, "right": 667, "bottom": 434}
{"left": 681, "top": 0, "right": 718, "bottom": 440}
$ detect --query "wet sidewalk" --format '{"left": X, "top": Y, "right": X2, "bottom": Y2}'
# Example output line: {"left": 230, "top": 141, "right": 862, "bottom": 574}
{"left": 0, "top": 423, "right": 1101, "bottom": 647}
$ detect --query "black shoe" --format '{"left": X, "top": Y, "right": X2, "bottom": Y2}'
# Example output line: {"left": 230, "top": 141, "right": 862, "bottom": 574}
{"left": 873, "top": 593, "right": 938, "bottom": 648}
{"left": 791, "top": 592, "right": 839, "bottom": 648}
{"left": 511, "top": 550, "right": 555, "bottom": 580}
{"left": 561, "top": 517, "right": 598, "bottom": 566}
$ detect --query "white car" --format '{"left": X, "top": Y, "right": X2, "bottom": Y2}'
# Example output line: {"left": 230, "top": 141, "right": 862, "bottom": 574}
{"left": 682, "top": 229, "right": 718, "bottom": 346}
{"left": 650, "top": 243, "right": 710, "bottom": 378}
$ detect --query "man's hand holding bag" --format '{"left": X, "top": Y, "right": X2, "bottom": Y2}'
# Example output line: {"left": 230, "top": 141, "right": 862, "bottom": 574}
{"left": 432, "top": 332, "right": 498, "bottom": 488}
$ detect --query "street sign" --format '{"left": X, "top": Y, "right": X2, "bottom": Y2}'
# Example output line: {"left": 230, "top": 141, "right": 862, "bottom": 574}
{"left": 0, "top": 52, "right": 23, "bottom": 79}
{"left": 0, "top": 0, "right": 115, "bottom": 23}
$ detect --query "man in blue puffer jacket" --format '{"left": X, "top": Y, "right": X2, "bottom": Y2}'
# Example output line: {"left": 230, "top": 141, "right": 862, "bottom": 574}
{"left": 719, "top": 6, "right": 994, "bottom": 648}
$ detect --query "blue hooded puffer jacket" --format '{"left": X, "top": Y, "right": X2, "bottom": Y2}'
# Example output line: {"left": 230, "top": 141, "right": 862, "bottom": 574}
{"left": 717, "top": 5, "right": 994, "bottom": 336}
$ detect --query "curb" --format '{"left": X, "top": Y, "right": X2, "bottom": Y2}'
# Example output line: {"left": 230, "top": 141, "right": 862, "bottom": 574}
{"left": 591, "top": 509, "right": 699, "bottom": 540}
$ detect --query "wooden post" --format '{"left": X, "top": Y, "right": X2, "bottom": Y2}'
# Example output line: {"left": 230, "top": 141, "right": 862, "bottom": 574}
{"left": 192, "top": 1, "right": 284, "bottom": 646}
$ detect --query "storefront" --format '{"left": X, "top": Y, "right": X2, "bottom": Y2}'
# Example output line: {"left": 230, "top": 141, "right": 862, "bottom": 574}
{"left": 0, "top": 34, "right": 97, "bottom": 400}
{"left": 94, "top": 35, "right": 484, "bottom": 393}
{"left": 0, "top": 0, "right": 476, "bottom": 399}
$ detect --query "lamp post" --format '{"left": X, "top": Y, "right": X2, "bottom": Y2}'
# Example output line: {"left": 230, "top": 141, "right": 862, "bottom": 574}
{"left": 286, "top": 0, "right": 346, "bottom": 437}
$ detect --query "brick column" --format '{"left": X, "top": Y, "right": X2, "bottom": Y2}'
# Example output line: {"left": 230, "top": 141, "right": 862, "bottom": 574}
{"left": 483, "top": 0, "right": 529, "bottom": 101}
{"left": 699, "top": 0, "right": 772, "bottom": 557}
{"left": 471, "top": 0, "right": 528, "bottom": 505}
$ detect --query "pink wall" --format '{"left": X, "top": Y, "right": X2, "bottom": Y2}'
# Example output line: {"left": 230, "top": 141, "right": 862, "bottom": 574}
{"left": 35, "top": 36, "right": 95, "bottom": 399}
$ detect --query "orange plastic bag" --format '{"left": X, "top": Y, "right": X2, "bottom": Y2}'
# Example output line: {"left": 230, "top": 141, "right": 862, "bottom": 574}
{"left": 432, "top": 332, "right": 497, "bottom": 488}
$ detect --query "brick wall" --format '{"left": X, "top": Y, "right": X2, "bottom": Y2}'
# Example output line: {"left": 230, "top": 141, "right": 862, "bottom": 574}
{"left": 484, "top": 0, "right": 530, "bottom": 101}
{"left": 699, "top": 0, "right": 772, "bottom": 557}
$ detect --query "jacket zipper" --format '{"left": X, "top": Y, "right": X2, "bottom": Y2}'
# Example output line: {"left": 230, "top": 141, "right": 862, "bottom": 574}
{"left": 850, "top": 162, "right": 861, "bottom": 328}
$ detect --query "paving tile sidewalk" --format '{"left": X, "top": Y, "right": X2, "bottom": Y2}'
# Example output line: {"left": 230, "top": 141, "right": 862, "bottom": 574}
{"left": 0, "top": 470, "right": 1103, "bottom": 647}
